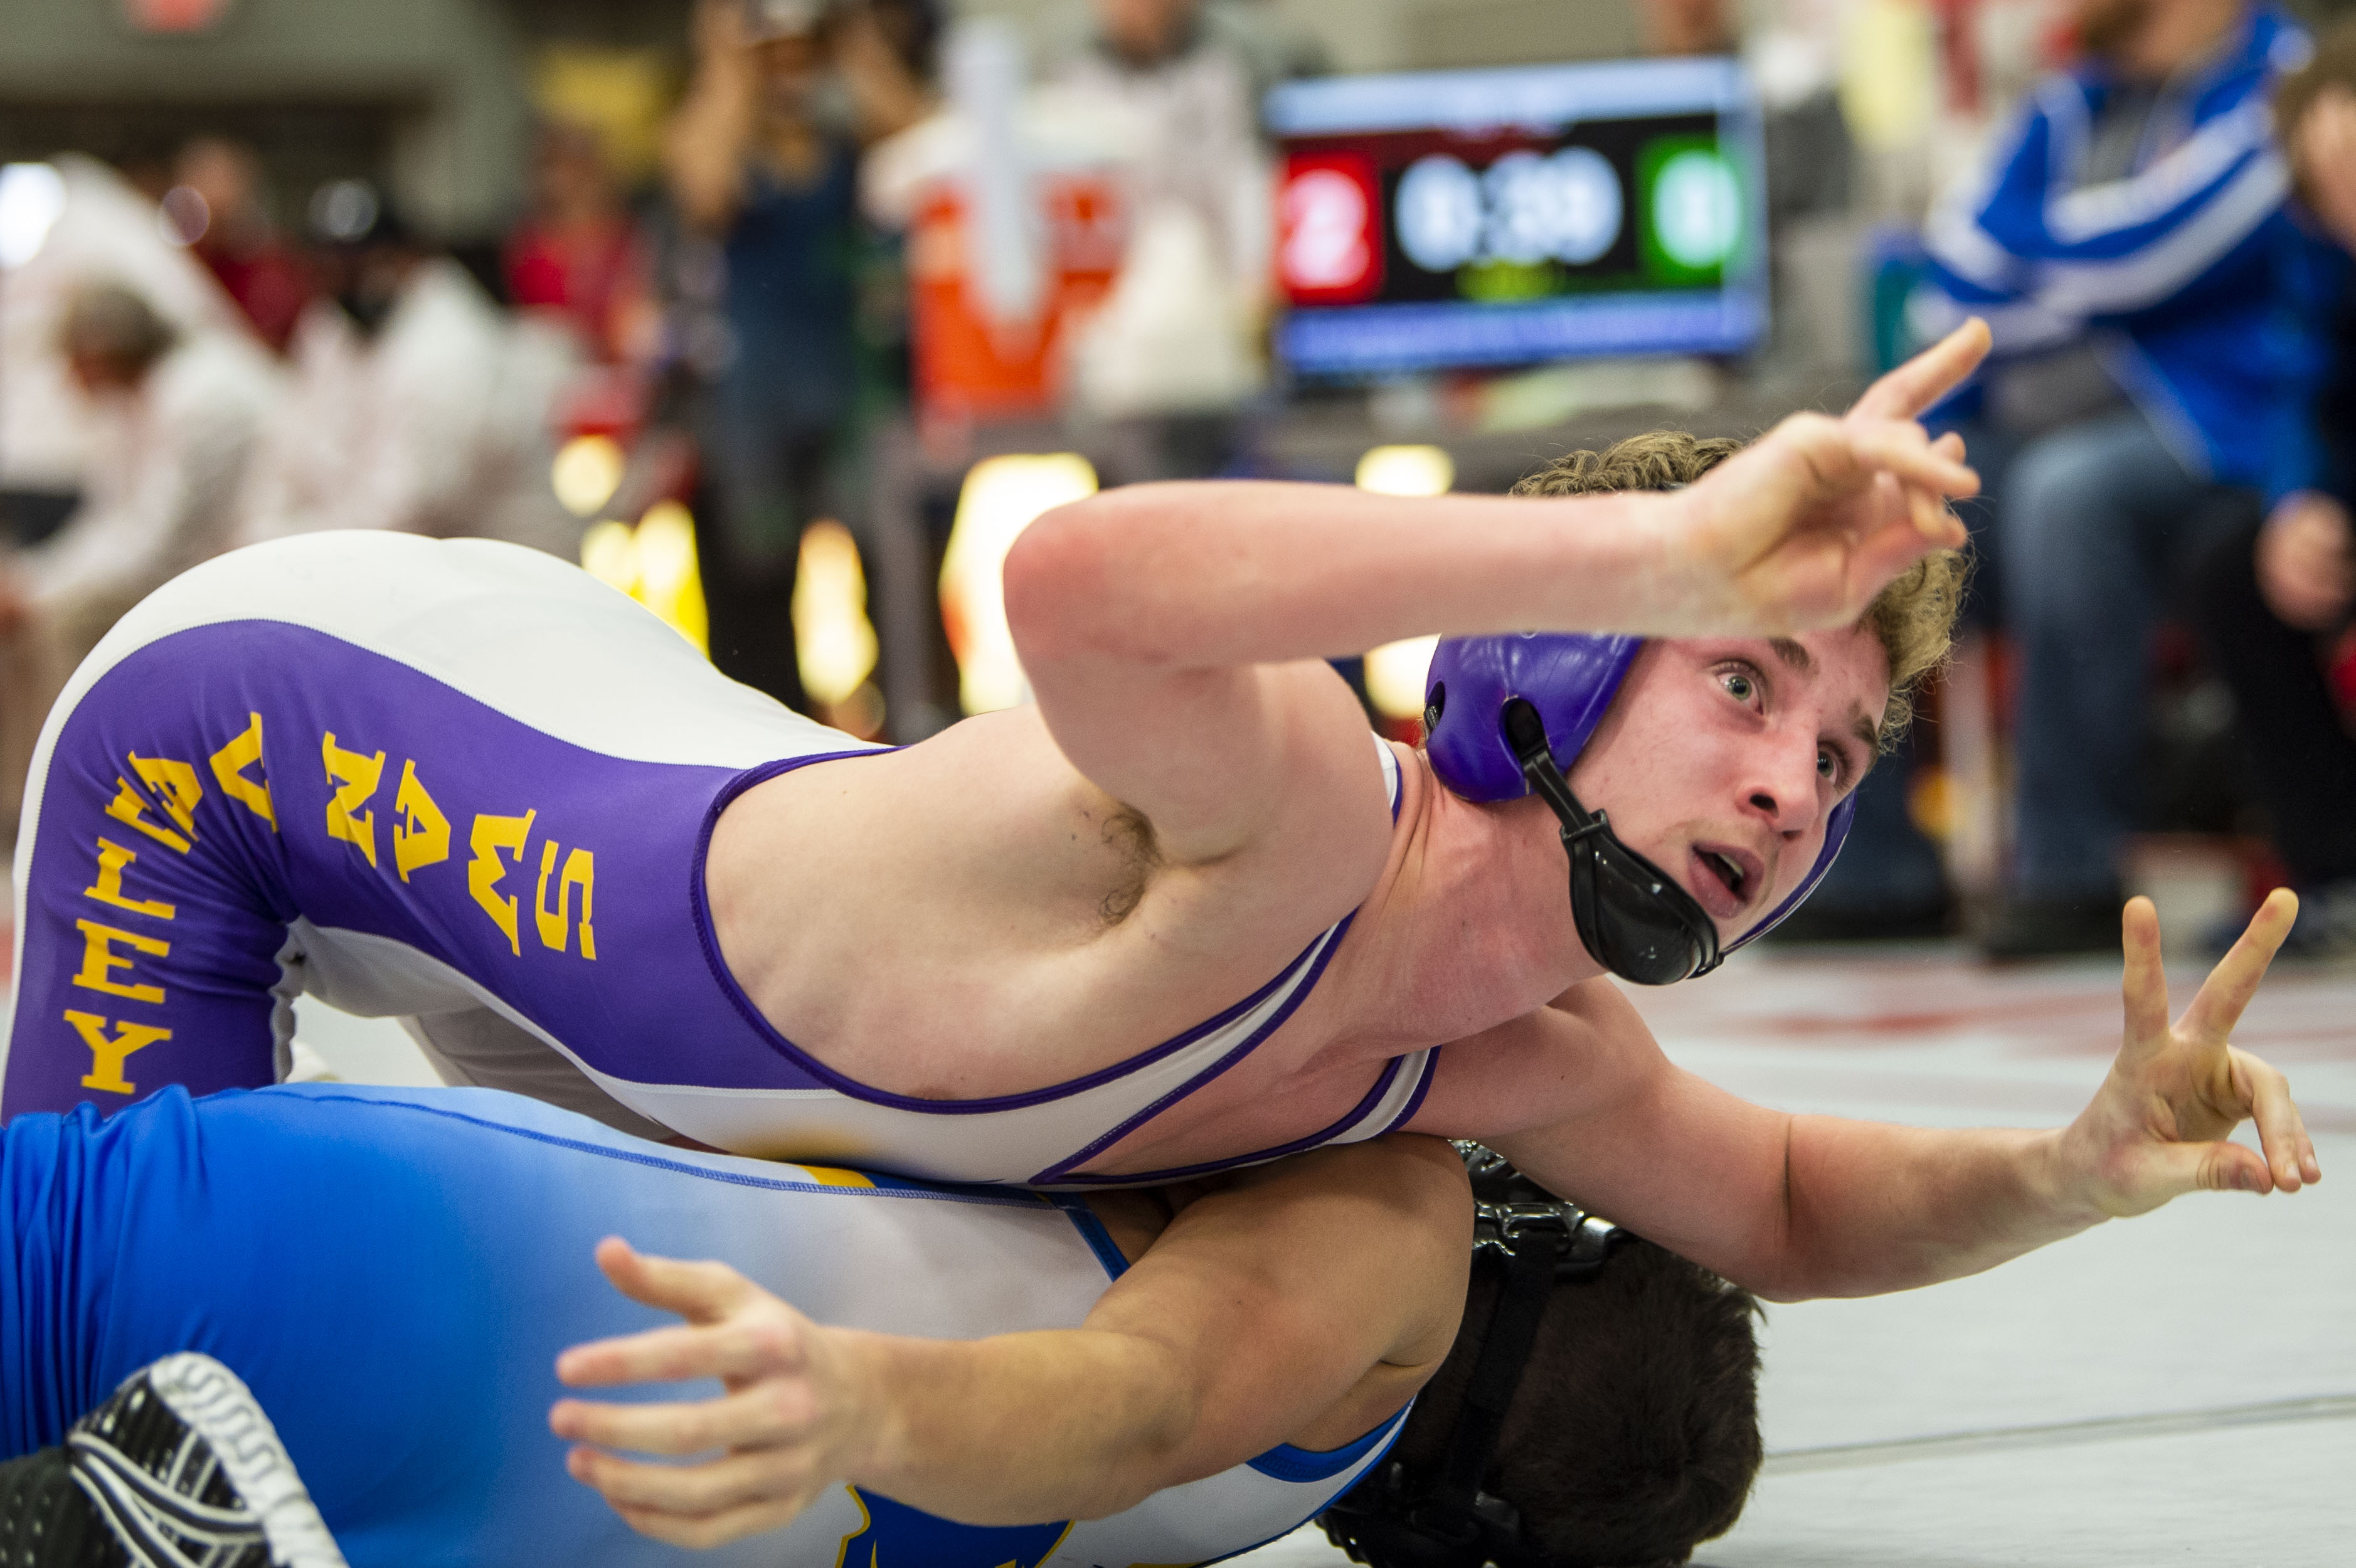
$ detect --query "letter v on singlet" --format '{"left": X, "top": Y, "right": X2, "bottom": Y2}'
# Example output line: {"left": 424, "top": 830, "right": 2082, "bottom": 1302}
{"left": 208, "top": 711, "right": 276, "bottom": 829}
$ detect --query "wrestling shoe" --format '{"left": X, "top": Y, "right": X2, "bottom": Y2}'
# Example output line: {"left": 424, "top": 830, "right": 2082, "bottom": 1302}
{"left": 0, "top": 1353, "right": 346, "bottom": 1568}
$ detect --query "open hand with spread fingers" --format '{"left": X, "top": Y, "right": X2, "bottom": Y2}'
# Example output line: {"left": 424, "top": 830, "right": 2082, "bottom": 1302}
{"left": 549, "top": 1237, "right": 880, "bottom": 1549}
{"left": 2059, "top": 890, "right": 2323, "bottom": 1221}
{"left": 1657, "top": 319, "right": 1989, "bottom": 636}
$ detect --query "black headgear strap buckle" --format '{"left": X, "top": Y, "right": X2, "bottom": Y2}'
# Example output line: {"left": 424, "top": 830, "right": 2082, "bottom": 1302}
{"left": 1320, "top": 1148, "right": 1625, "bottom": 1568}
{"left": 1500, "top": 698, "right": 1723, "bottom": 986}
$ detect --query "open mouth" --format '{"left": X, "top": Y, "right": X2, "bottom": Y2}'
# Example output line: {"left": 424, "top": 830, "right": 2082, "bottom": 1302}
{"left": 1702, "top": 850, "right": 1747, "bottom": 901}
{"left": 1687, "top": 842, "right": 1763, "bottom": 919}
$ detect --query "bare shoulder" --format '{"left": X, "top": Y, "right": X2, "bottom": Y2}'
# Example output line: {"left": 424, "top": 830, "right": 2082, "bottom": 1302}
{"left": 1403, "top": 978, "right": 1674, "bottom": 1143}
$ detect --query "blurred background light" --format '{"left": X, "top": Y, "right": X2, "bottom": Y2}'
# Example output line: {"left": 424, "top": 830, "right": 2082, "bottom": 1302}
{"left": 1364, "top": 634, "right": 1441, "bottom": 723}
{"left": 551, "top": 433, "right": 625, "bottom": 517}
{"left": 578, "top": 503, "right": 708, "bottom": 655}
{"left": 633, "top": 501, "right": 708, "bottom": 654}
{"left": 0, "top": 162, "right": 66, "bottom": 268}
{"left": 793, "top": 517, "right": 880, "bottom": 712}
{"left": 307, "top": 177, "right": 379, "bottom": 243}
{"left": 1356, "top": 444, "right": 1451, "bottom": 723}
{"left": 1354, "top": 443, "right": 1455, "bottom": 497}
{"left": 940, "top": 453, "right": 1098, "bottom": 714}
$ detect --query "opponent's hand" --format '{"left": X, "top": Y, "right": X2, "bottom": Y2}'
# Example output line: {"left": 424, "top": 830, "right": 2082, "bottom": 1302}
{"left": 549, "top": 1238, "right": 879, "bottom": 1549}
{"left": 2057, "top": 892, "right": 2322, "bottom": 1221}
{"left": 1654, "top": 320, "right": 1988, "bottom": 635}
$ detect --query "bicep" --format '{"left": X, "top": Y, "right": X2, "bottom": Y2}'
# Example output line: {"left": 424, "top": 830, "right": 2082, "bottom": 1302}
{"left": 1022, "top": 649, "right": 1388, "bottom": 866}
{"left": 1081, "top": 1138, "right": 1471, "bottom": 1486}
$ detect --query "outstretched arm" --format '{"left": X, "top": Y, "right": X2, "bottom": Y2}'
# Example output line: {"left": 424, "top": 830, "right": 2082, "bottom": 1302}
{"left": 1003, "top": 324, "right": 1985, "bottom": 866}
{"left": 548, "top": 1136, "right": 1470, "bottom": 1547}
{"left": 1481, "top": 893, "right": 2319, "bottom": 1301}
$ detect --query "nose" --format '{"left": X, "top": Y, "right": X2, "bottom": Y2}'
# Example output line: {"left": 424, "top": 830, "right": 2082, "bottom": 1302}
{"left": 1742, "top": 738, "right": 1823, "bottom": 839}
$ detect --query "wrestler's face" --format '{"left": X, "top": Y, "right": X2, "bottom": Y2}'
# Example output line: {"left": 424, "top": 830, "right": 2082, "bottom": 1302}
{"left": 1566, "top": 627, "right": 1889, "bottom": 942}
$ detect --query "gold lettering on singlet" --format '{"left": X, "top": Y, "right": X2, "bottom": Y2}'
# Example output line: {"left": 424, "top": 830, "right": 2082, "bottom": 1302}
{"left": 321, "top": 731, "right": 387, "bottom": 868}
{"left": 534, "top": 841, "right": 597, "bottom": 959}
{"left": 391, "top": 760, "right": 450, "bottom": 882}
{"left": 207, "top": 712, "right": 276, "bottom": 830}
{"left": 468, "top": 810, "right": 537, "bottom": 956}
{"left": 125, "top": 753, "right": 203, "bottom": 839}
{"left": 83, "top": 837, "right": 176, "bottom": 919}
{"left": 71, "top": 919, "right": 170, "bottom": 1004}
{"left": 63, "top": 1010, "right": 171, "bottom": 1095}
{"left": 104, "top": 778, "right": 191, "bottom": 854}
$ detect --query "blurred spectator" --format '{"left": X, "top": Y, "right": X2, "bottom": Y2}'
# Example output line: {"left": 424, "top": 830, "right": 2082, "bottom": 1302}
{"left": 2178, "top": 33, "right": 2356, "bottom": 956}
{"left": 1638, "top": 0, "right": 1851, "bottom": 231}
{"left": 236, "top": 186, "right": 578, "bottom": 558}
{"left": 662, "top": 0, "right": 930, "bottom": 709}
{"left": 504, "top": 121, "right": 656, "bottom": 365}
{"left": 1051, "top": 0, "right": 1306, "bottom": 445}
{"left": 0, "top": 282, "right": 282, "bottom": 827}
{"left": 1894, "top": 0, "right": 2307, "bottom": 957}
{"left": 172, "top": 137, "right": 313, "bottom": 354}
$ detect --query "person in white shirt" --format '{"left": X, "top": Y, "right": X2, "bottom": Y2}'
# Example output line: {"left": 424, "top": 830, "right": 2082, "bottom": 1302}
{"left": 235, "top": 193, "right": 579, "bottom": 560}
{"left": 0, "top": 281, "right": 281, "bottom": 830}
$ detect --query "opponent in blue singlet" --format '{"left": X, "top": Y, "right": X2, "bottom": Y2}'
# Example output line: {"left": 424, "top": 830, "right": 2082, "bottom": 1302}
{"left": 0, "top": 1082, "right": 1404, "bottom": 1567}
{"left": 0, "top": 533, "right": 1433, "bottom": 1183}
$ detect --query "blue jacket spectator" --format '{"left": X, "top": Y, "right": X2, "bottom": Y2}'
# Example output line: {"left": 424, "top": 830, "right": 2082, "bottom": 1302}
{"left": 1915, "top": 3, "right": 2311, "bottom": 485}
{"left": 1794, "top": 0, "right": 2317, "bottom": 959}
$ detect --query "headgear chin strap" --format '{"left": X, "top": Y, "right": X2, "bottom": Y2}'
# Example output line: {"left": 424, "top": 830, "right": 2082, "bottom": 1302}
{"left": 1319, "top": 1145, "right": 1626, "bottom": 1568}
{"left": 1503, "top": 699, "right": 1722, "bottom": 985}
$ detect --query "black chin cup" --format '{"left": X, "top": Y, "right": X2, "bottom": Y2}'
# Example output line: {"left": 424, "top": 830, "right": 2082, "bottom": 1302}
{"left": 1500, "top": 699, "right": 1722, "bottom": 986}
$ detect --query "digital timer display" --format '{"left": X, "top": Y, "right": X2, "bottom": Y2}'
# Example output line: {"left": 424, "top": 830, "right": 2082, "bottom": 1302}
{"left": 1266, "top": 58, "right": 1766, "bottom": 376}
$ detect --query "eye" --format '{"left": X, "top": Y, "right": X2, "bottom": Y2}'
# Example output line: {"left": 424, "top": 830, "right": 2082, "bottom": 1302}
{"left": 1818, "top": 748, "right": 1840, "bottom": 783}
{"left": 1719, "top": 668, "right": 1758, "bottom": 704}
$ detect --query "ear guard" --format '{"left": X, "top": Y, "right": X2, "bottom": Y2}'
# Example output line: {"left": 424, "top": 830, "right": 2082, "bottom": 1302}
{"left": 1423, "top": 633, "right": 1857, "bottom": 982}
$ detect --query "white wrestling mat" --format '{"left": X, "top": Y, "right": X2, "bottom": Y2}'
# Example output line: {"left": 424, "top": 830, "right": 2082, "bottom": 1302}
{"left": 186, "top": 952, "right": 2356, "bottom": 1564}
{"left": 1238, "top": 941, "right": 2356, "bottom": 1567}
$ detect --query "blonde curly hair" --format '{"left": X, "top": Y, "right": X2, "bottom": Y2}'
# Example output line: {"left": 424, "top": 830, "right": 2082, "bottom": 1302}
{"left": 1510, "top": 428, "right": 1968, "bottom": 745}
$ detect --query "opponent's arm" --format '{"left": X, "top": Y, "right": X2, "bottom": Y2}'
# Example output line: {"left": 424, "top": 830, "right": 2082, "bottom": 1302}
{"left": 548, "top": 1136, "right": 1470, "bottom": 1547}
{"left": 1002, "top": 326, "right": 1984, "bottom": 864}
{"left": 1481, "top": 894, "right": 2320, "bottom": 1302}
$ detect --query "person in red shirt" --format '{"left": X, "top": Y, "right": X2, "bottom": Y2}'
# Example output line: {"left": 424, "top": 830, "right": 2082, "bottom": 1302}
{"left": 172, "top": 137, "right": 312, "bottom": 355}
{"left": 503, "top": 121, "right": 654, "bottom": 366}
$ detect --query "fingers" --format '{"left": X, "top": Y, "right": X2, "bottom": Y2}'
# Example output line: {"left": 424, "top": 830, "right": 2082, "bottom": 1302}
{"left": 1847, "top": 319, "right": 1993, "bottom": 421}
{"left": 2119, "top": 896, "right": 2169, "bottom": 1051}
{"left": 593, "top": 1237, "right": 759, "bottom": 1325}
{"left": 2179, "top": 888, "right": 2298, "bottom": 1042}
{"left": 568, "top": 1446, "right": 819, "bottom": 1550}
{"left": 553, "top": 1378, "right": 815, "bottom": 1456}
{"left": 558, "top": 1311, "right": 805, "bottom": 1389}
{"left": 2234, "top": 1048, "right": 2323, "bottom": 1193}
{"left": 609, "top": 1495, "right": 811, "bottom": 1552}
{"left": 1843, "top": 420, "right": 1982, "bottom": 503}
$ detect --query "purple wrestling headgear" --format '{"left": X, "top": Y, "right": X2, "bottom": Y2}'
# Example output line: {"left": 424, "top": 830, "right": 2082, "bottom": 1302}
{"left": 1421, "top": 633, "right": 1856, "bottom": 978}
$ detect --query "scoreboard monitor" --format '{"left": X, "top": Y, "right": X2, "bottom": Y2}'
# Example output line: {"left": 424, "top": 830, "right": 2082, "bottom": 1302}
{"left": 1267, "top": 56, "right": 1766, "bottom": 376}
